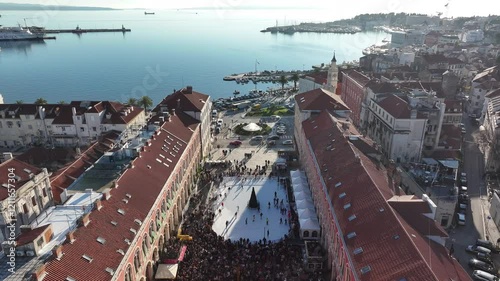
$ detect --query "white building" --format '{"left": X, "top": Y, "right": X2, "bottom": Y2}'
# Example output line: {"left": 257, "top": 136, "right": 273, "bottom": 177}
{"left": 365, "top": 94, "right": 427, "bottom": 163}
{"left": 460, "top": 29, "right": 484, "bottom": 43}
{"left": 0, "top": 157, "right": 53, "bottom": 248}
{"left": 0, "top": 101, "right": 146, "bottom": 147}
{"left": 470, "top": 66, "right": 500, "bottom": 118}
{"left": 481, "top": 89, "right": 500, "bottom": 172}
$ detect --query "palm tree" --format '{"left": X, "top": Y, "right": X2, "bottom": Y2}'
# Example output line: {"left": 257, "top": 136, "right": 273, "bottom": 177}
{"left": 291, "top": 73, "right": 300, "bottom": 91}
{"left": 127, "top": 98, "right": 138, "bottom": 106}
{"left": 139, "top": 96, "right": 153, "bottom": 111}
{"left": 279, "top": 75, "right": 288, "bottom": 92}
{"left": 16, "top": 100, "right": 24, "bottom": 104}
{"left": 34, "top": 98, "right": 48, "bottom": 105}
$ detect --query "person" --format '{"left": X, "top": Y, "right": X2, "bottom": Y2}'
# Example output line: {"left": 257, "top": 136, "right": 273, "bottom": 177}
{"left": 266, "top": 218, "right": 269, "bottom": 225}
{"left": 245, "top": 218, "right": 248, "bottom": 224}
{"left": 260, "top": 212, "right": 263, "bottom": 219}
{"left": 253, "top": 215, "right": 255, "bottom": 222}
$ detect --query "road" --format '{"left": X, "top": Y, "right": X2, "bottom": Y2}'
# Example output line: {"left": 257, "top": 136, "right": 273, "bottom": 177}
{"left": 449, "top": 114, "right": 491, "bottom": 273}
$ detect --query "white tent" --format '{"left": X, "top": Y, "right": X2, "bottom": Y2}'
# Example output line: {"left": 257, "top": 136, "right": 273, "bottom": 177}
{"left": 298, "top": 208, "right": 317, "bottom": 219}
{"left": 242, "top": 123, "right": 262, "bottom": 132}
{"left": 299, "top": 217, "right": 320, "bottom": 240}
{"left": 294, "top": 191, "right": 309, "bottom": 201}
{"left": 291, "top": 182, "right": 308, "bottom": 193}
{"left": 296, "top": 198, "right": 314, "bottom": 210}
{"left": 155, "top": 264, "right": 179, "bottom": 280}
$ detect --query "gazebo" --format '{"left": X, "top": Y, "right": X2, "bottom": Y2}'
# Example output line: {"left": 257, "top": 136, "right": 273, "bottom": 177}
{"left": 242, "top": 123, "right": 262, "bottom": 132}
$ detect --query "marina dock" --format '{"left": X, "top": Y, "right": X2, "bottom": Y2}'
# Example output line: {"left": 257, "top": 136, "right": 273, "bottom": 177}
{"left": 44, "top": 27, "right": 131, "bottom": 34}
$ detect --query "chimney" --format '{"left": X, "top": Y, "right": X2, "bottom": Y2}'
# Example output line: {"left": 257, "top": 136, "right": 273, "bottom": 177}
{"left": 3, "top": 152, "right": 13, "bottom": 161}
{"left": 20, "top": 225, "right": 32, "bottom": 233}
{"left": 95, "top": 199, "right": 103, "bottom": 211}
{"left": 159, "top": 116, "right": 165, "bottom": 123}
{"left": 66, "top": 231, "right": 76, "bottom": 243}
{"left": 410, "top": 109, "right": 417, "bottom": 119}
{"left": 103, "top": 188, "right": 112, "bottom": 200}
{"left": 72, "top": 107, "right": 76, "bottom": 116}
{"left": 177, "top": 99, "right": 181, "bottom": 109}
{"left": 394, "top": 168, "right": 402, "bottom": 196}
{"left": 186, "top": 86, "right": 193, "bottom": 94}
{"left": 32, "top": 264, "right": 46, "bottom": 281}
{"left": 172, "top": 108, "right": 176, "bottom": 116}
{"left": 79, "top": 213, "right": 90, "bottom": 227}
{"left": 52, "top": 245, "right": 63, "bottom": 259}
{"left": 75, "top": 147, "right": 81, "bottom": 156}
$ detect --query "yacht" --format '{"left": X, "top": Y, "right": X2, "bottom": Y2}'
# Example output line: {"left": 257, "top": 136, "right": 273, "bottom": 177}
{"left": 0, "top": 26, "right": 44, "bottom": 41}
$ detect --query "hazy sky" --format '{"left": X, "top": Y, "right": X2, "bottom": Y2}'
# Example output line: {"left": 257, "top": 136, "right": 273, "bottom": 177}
{"left": 4, "top": 0, "right": 498, "bottom": 17}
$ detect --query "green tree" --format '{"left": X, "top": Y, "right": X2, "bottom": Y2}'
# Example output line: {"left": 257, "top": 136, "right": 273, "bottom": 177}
{"left": 16, "top": 100, "right": 24, "bottom": 104}
{"left": 279, "top": 75, "right": 288, "bottom": 92}
{"left": 58, "top": 100, "right": 67, "bottom": 104}
{"left": 139, "top": 96, "right": 153, "bottom": 111}
{"left": 291, "top": 73, "right": 300, "bottom": 91}
{"left": 34, "top": 98, "right": 47, "bottom": 105}
{"left": 127, "top": 98, "right": 138, "bottom": 106}
{"left": 248, "top": 187, "right": 259, "bottom": 209}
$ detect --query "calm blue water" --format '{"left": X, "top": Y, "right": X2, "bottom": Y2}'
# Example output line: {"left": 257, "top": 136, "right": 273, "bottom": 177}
{"left": 0, "top": 9, "right": 387, "bottom": 104}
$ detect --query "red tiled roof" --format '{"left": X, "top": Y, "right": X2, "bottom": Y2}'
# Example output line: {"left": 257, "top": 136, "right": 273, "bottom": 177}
{"left": 43, "top": 113, "right": 198, "bottom": 281}
{"left": 439, "top": 125, "right": 462, "bottom": 150}
{"left": 302, "top": 110, "right": 470, "bottom": 281}
{"left": 366, "top": 81, "right": 399, "bottom": 94}
{"left": 444, "top": 99, "right": 463, "bottom": 113}
{"left": 0, "top": 159, "right": 42, "bottom": 201}
{"left": 16, "top": 225, "right": 50, "bottom": 246}
{"left": 50, "top": 142, "right": 112, "bottom": 203}
{"left": 294, "top": 88, "right": 349, "bottom": 111}
{"left": 154, "top": 87, "right": 209, "bottom": 113}
{"left": 378, "top": 94, "right": 418, "bottom": 119}
{"left": 342, "top": 70, "right": 371, "bottom": 86}
{"left": 422, "top": 54, "right": 449, "bottom": 64}
{"left": 486, "top": 88, "right": 500, "bottom": 99}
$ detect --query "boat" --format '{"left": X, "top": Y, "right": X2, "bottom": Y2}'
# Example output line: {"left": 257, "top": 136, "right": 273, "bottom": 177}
{"left": 0, "top": 25, "right": 44, "bottom": 41}
{"left": 144, "top": 12, "right": 155, "bottom": 15}
{"left": 233, "top": 90, "right": 240, "bottom": 95}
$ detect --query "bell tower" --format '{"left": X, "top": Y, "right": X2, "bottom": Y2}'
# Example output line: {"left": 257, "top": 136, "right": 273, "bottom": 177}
{"left": 326, "top": 51, "right": 338, "bottom": 95}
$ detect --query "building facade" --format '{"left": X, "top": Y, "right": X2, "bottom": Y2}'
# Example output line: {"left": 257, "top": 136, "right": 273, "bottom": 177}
{"left": 340, "top": 70, "right": 370, "bottom": 128}
{"left": 0, "top": 158, "right": 53, "bottom": 247}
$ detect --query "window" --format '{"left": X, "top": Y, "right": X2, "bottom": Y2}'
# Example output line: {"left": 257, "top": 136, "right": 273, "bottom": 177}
{"left": 142, "top": 236, "right": 148, "bottom": 256}
{"left": 134, "top": 250, "right": 141, "bottom": 273}
{"left": 42, "top": 188, "right": 47, "bottom": 197}
{"left": 92, "top": 127, "right": 97, "bottom": 132}
{"left": 303, "top": 230, "right": 310, "bottom": 238}
{"left": 36, "top": 237, "right": 44, "bottom": 248}
{"left": 80, "top": 127, "right": 85, "bottom": 132}
{"left": 7, "top": 121, "right": 13, "bottom": 128}
{"left": 17, "top": 121, "right": 21, "bottom": 128}
{"left": 22, "top": 204, "right": 28, "bottom": 213}
{"left": 312, "top": 231, "right": 318, "bottom": 237}
{"left": 62, "top": 127, "right": 66, "bottom": 132}
{"left": 32, "top": 196, "right": 37, "bottom": 206}
{"left": 125, "top": 266, "right": 132, "bottom": 281}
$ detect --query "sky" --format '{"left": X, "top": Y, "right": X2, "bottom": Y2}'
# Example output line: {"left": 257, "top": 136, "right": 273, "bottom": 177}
{"left": 3, "top": 0, "right": 499, "bottom": 18}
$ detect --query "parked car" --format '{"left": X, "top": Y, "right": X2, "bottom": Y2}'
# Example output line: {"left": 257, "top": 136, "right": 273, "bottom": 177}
{"left": 466, "top": 245, "right": 492, "bottom": 256}
{"left": 217, "top": 119, "right": 223, "bottom": 125}
{"left": 276, "top": 130, "right": 286, "bottom": 135}
{"left": 457, "top": 213, "right": 466, "bottom": 226}
{"left": 460, "top": 186, "right": 468, "bottom": 194}
{"left": 469, "top": 259, "right": 497, "bottom": 274}
{"left": 472, "top": 270, "right": 499, "bottom": 281}
{"left": 267, "top": 140, "right": 276, "bottom": 147}
{"left": 283, "top": 140, "right": 293, "bottom": 145}
{"left": 476, "top": 253, "right": 494, "bottom": 265}
{"left": 229, "top": 140, "right": 242, "bottom": 146}
{"left": 459, "top": 203, "right": 467, "bottom": 213}
{"left": 267, "top": 135, "right": 280, "bottom": 140}
{"left": 459, "top": 193, "right": 469, "bottom": 204}
{"left": 251, "top": 136, "right": 263, "bottom": 141}
{"left": 476, "top": 239, "right": 499, "bottom": 253}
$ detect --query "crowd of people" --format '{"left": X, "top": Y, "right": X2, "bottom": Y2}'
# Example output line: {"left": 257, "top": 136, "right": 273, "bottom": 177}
{"left": 168, "top": 207, "right": 313, "bottom": 281}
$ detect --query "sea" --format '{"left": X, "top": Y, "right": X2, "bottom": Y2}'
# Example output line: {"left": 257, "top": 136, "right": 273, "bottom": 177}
{"left": 0, "top": 8, "right": 388, "bottom": 104}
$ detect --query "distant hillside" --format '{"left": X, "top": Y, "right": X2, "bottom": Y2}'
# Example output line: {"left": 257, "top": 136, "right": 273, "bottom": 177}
{"left": 329, "top": 12, "right": 426, "bottom": 29}
{"left": 0, "top": 2, "right": 115, "bottom": 11}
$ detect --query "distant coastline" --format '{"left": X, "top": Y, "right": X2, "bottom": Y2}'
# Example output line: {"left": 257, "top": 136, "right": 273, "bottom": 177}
{"left": 0, "top": 2, "right": 116, "bottom": 11}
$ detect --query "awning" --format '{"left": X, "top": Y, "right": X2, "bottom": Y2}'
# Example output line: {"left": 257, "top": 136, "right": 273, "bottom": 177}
{"left": 422, "top": 158, "right": 439, "bottom": 165}
{"left": 438, "top": 160, "right": 459, "bottom": 169}
{"left": 178, "top": 245, "right": 187, "bottom": 262}
{"left": 155, "top": 264, "right": 178, "bottom": 280}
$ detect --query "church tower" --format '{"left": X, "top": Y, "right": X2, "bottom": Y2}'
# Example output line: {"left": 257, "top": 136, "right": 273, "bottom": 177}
{"left": 325, "top": 52, "right": 338, "bottom": 95}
